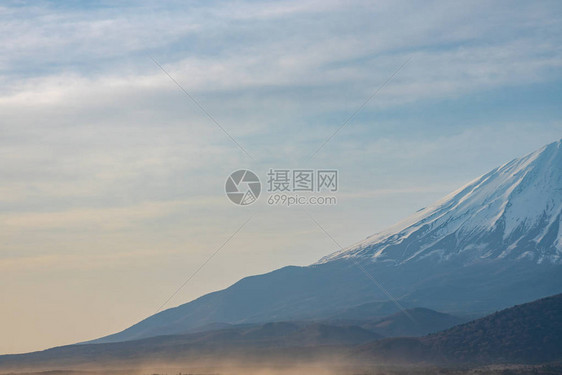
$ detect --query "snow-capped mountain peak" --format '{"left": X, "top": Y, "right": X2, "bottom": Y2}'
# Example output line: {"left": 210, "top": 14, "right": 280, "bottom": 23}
{"left": 319, "top": 139, "right": 562, "bottom": 265}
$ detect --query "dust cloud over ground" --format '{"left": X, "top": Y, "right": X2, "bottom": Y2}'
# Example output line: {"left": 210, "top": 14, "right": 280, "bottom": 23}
{"left": 3, "top": 361, "right": 562, "bottom": 375}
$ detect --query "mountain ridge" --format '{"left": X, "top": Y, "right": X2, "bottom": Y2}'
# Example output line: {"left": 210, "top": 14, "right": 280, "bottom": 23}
{"left": 85, "top": 139, "right": 562, "bottom": 344}
{"left": 354, "top": 293, "right": 562, "bottom": 364}
{"left": 1, "top": 294, "right": 560, "bottom": 370}
{"left": 320, "top": 139, "right": 562, "bottom": 265}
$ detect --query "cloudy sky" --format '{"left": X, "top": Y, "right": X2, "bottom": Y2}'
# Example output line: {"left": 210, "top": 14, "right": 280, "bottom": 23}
{"left": 1, "top": 0, "right": 561, "bottom": 353}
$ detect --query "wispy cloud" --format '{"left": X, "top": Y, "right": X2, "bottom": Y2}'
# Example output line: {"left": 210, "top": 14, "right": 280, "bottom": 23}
{"left": 0, "top": 249, "right": 180, "bottom": 272}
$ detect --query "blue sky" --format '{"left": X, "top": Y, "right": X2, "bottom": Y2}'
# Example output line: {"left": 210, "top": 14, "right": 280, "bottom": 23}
{"left": 1, "top": 0, "right": 561, "bottom": 353}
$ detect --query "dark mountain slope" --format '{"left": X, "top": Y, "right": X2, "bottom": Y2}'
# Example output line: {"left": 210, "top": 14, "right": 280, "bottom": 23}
{"left": 355, "top": 293, "right": 562, "bottom": 364}
{"left": 361, "top": 307, "right": 467, "bottom": 337}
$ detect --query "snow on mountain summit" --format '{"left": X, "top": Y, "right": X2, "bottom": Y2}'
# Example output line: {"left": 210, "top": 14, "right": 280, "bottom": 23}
{"left": 319, "top": 139, "right": 562, "bottom": 265}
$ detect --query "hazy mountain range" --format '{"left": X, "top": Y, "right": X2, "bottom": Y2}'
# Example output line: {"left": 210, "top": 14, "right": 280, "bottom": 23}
{"left": 90, "top": 139, "right": 562, "bottom": 344}
{"left": 2, "top": 139, "right": 561, "bottom": 372}
{"left": 1, "top": 293, "right": 560, "bottom": 370}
